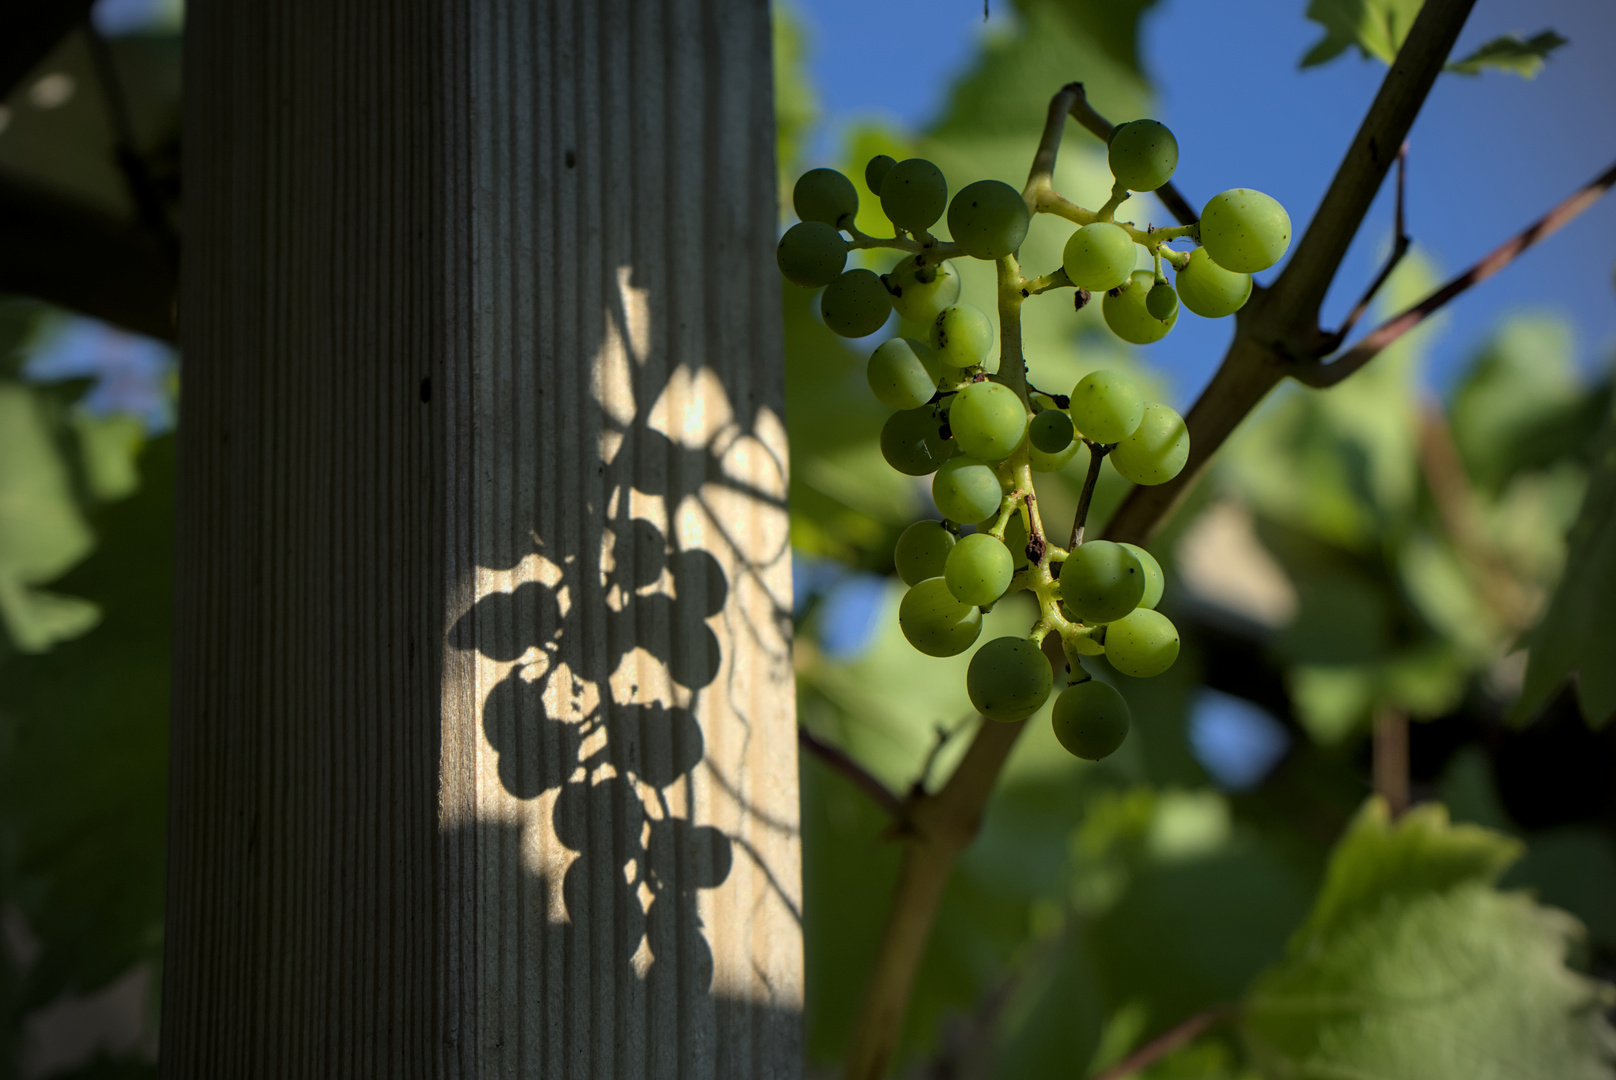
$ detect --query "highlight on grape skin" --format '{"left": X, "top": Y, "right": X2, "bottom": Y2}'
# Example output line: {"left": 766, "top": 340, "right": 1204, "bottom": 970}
{"left": 931, "top": 456, "right": 1004, "bottom": 524}
{"left": 1069, "top": 369, "right": 1144, "bottom": 445}
{"left": 1104, "top": 607, "right": 1181, "bottom": 678}
{"left": 1110, "top": 402, "right": 1189, "bottom": 486}
{"left": 1059, "top": 540, "right": 1146, "bottom": 625}
{"left": 949, "top": 381, "right": 1027, "bottom": 462}
{"left": 1199, "top": 188, "right": 1292, "bottom": 273}
{"left": 944, "top": 532, "right": 1014, "bottom": 607}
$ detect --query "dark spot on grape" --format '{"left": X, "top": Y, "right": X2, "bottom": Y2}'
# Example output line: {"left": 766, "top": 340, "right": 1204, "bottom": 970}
{"left": 1074, "top": 289, "right": 1091, "bottom": 312}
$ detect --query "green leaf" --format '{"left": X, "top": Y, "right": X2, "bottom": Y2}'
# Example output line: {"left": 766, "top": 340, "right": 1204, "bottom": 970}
{"left": 1511, "top": 395, "right": 1616, "bottom": 728}
{"left": 1301, "top": 0, "right": 1425, "bottom": 67}
{"left": 1244, "top": 800, "right": 1616, "bottom": 1080}
{"left": 1447, "top": 30, "right": 1568, "bottom": 78}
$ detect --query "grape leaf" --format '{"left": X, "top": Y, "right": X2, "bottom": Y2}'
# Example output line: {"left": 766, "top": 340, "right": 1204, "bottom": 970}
{"left": 1244, "top": 800, "right": 1616, "bottom": 1080}
{"left": 1447, "top": 31, "right": 1568, "bottom": 78}
{"left": 1511, "top": 395, "right": 1616, "bottom": 728}
{"left": 1302, "top": 0, "right": 1565, "bottom": 79}
{"left": 1300, "top": 0, "right": 1425, "bottom": 67}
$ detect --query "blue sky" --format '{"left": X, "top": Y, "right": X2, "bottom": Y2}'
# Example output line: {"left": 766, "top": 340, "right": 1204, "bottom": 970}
{"left": 794, "top": 0, "right": 1616, "bottom": 406}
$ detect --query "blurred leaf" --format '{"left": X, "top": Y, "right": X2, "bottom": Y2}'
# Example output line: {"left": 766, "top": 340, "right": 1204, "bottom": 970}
{"left": 1300, "top": 0, "right": 1425, "bottom": 67}
{"left": 1244, "top": 799, "right": 1616, "bottom": 1080}
{"left": 0, "top": 436, "right": 171, "bottom": 1006}
{"left": 0, "top": 381, "right": 96, "bottom": 653}
{"left": 1512, "top": 396, "right": 1616, "bottom": 728}
{"left": 771, "top": 0, "right": 817, "bottom": 214}
{"left": 1447, "top": 30, "right": 1567, "bottom": 78}
{"left": 1447, "top": 316, "right": 1582, "bottom": 493}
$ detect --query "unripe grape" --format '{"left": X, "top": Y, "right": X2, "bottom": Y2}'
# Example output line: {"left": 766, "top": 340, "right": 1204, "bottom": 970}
{"left": 967, "top": 637, "right": 1052, "bottom": 722}
{"left": 821, "top": 268, "right": 893, "bottom": 338}
{"left": 776, "top": 221, "right": 848, "bottom": 288}
{"left": 1030, "top": 410, "right": 1074, "bottom": 453}
{"left": 1174, "top": 247, "right": 1252, "bottom": 318}
{"left": 1108, "top": 119, "right": 1178, "bottom": 192}
{"left": 1119, "top": 543, "right": 1164, "bottom": 610}
{"left": 867, "top": 337, "right": 941, "bottom": 411}
{"left": 880, "top": 407, "right": 954, "bottom": 476}
{"left": 1146, "top": 280, "right": 1179, "bottom": 321}
{"left": 932, "top": 456, "right": 1003, "bottom": 524}
{"left": 895, "top": 520, "right": 956, "bottom": 586}
{"left": 1004, "top": 513, "right": 1031, "bottom": 570}
{"left": 1102, "top": 270, "right": 1177, "bottom": 345}
{"left": 944, "top": 532, "right": 1014, "bottom": 606}
{"left": 1199, "top": 189, "right": 1291, "bottom": 273}
{"left": 1109, "top": 402, "right": 1188, "bottom": 486}
{"left": 1063, "top": 223, "right": 1137, "bottom": 292}
{"left": 1052, "top": 680, "right": 1131, "bottom": 759}
{"left": 1059, "top": 540, "right": 1145, "bottom": 624}
{"left": 865, "top": 154, "right": 896, "bottom": 195}
{"left": 930, "top": 304, "right": 995, "bottom": 369}
{"left": 885, "top": 255, "right": 961, "bottom": 324}
{"left": 949, "top": 381, "right": 1027, "bottom": 462}
{"left": 1069, "top": 369, "right": 1144, "bottom": 444}
{"left": 881, "top": 158, "right": 948, "bottom": 233}
{"left": 947, "top": 179, "right": 1030, "bottom": 260}
{"left": 899, "top": 577, "right": 982, "bottom": 657}
{"left": 1104, "top": 608, "right": 1180, "bottom": 678}
{"left": 794, "top": 167, "right": 858, "bottom": 227}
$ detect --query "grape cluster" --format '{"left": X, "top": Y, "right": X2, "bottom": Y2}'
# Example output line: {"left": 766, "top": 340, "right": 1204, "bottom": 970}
{"left": 778, "top": 122, "right": 1279, "bottom": 761}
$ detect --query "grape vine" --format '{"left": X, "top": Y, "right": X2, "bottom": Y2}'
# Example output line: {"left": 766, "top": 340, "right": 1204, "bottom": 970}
{"left": 780, "top": 114, "right": 1291, "bottom": 760}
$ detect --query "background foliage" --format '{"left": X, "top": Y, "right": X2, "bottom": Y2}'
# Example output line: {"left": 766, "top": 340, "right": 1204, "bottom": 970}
{"left": 0, "top": 0, "right": 1611, "bottom": 1077}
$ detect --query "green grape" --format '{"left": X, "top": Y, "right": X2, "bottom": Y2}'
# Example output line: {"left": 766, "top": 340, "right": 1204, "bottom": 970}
{"left": 1108, "top": 119, "right": 1178, "bottom": 192}
{"left": 1059, "top": 540, "right": 1145, "bottom": 624}
{"left": 932, "top": 456, "right": 1003, "bottom": 524}
{"left": 1004, "top": 513, "right": 1031, "bottom": 570}
{"left": 1109, "top": 402, "right": 1188, "bottom": 486}
{"left": 1069, "top": 369, "right": 1144, "bottom": 444}
{"left": 794, "top": 167, "right": 859, "bottom": 227}
{"left": 885, "top": 255, "right": 961, "bottom": 324}
{"left": 948, "top": 381, "right": 1027, "bottom": 462}
{"left": 947, "top": 179, "right": 1030, "bottom": 260}
{"left": 776, "top": 221, "right": 848, "bottom": 288}
{"left": 1102, "top": 270, "right": 1177, "bottom": 345}
{"left": 1174, "top": 247, "right": 1252, "bottom": 318}
{"left": 821, "top": 268, "right": 893, "bottom": 338}
{"left": 967, "top": 637, "right": 1052, "bottom": 722}
{"left": 1145, "top": 280, "right": 1179, "bottom": 321}
{"left": 1062, "top": 223, "right": 1137, "bottom": 292}
{"left": 1051, "top": 680, "right": 1131, "bottom": 760}
{"left": 944, "top": 532, "right": 1014, "bottom": 606}
{"left": 881, "top": 158, "right": 948, "bottom": 233}
{"left": 865, "top": 154, "right": 896, "bottom": 195}
{"left": 1030, "top": 410, "right": 1074, "bottom": 453}
{"left": 867, "top": 337, "right": 942, "bottom": 411}
{"left": 899, "top": 577, "right": 983, "bottom": 657}
{"left": 895, "top": 520, "right": 956, "bottom": 586}
{"left": 881, "top": 407, "right": 954, "bottom": 476}
{"left": 1030, "top": 434, "right": 1084, "bottom": 473}
{"left": 929, "top": 304, "right": 995, "bottom": 369}
{"left": 1119, "top": 543, "right": 1163, "bottom": 609}
{"left": 1104, "top": 607, "right": 1180, "bottom": 678}
{"left": 1199, "top": 189, "right": 1291, "bottom": 273}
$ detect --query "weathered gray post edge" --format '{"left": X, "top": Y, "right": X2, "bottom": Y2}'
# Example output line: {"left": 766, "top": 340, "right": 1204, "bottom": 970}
{"left": 166, "top": 2, "right": 801, "bottom": 1076}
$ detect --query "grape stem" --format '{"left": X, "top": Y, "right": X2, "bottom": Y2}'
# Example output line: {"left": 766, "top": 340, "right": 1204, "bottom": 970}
{"left": 1087, "top": 1005, "right": 1238, "bottom": 1080}
{"left": 1067, "top": 440, "right": 1109, "bottom": 551}
{"left": 843, "top": 219, "right": 966, "bottom": 260}
{"left": 1321, "top": 140, "right": 1410, "bottom": 350}
{"left": 796, "top": 725, "right": 905, "bottom": 819}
